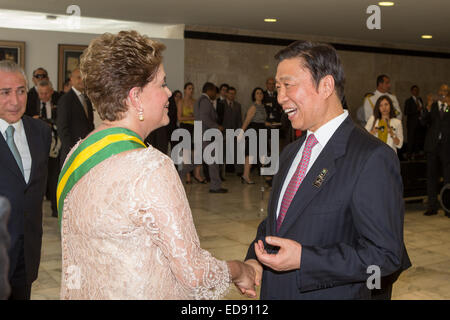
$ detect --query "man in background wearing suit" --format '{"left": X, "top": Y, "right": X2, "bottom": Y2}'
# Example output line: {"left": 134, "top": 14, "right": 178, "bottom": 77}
{"left": 194, "top": 82, "right": 227, "bottom": 193}
{"left": 37, "top": 80, "right": 61, "bottom": 218}
{"left": 241, "top": 41, "right": 410, "bottom": 300}
{"left": 222, "top": 86, "right": 243, "bottom": 174}
{"left": 0, "top": 60, "right": 51, "bottom": 300}
{"left": 422, "top": 84, "right": 450, "bottom": 217}
{"left": 57, "top": 68, "right": 94, "bottom": 166}
{"left": 25, "top": 68, "right": 59, "bottom": 118}
{"left": 404, "top": 85, "right": 425, "bottom": 159}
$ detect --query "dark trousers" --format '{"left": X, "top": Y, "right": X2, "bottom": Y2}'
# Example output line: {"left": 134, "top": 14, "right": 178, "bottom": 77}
{"left": 8, "top": 240, "right": 32, "bottom": 300}
{"left": 427, "top": 144, "right": 450, "bottom": 210}
{"left": 9, "top": 283, "right": 31, "bottom": 300}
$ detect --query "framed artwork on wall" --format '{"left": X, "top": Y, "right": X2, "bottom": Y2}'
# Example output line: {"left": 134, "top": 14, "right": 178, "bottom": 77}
{"left": 0, "top": 40, "right": 25, "bottom": 68}
{"left": 58, "top": 44, "right": 87, "bottom": 91}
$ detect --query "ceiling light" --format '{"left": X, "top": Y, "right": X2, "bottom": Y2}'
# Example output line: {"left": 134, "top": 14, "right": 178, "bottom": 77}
{"left": 421, "top": 35, "right": 433, "bottom": 39}
{"left": 378, "top": 2, "right": 394, "bottom": 6}
{"left": 264, "top": 18, "right": 277, "bottom": 23}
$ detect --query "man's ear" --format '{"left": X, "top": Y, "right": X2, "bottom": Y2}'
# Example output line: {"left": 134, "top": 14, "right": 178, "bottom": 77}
{"left": 318, "top": 75, "right": 335, "bottom": 99}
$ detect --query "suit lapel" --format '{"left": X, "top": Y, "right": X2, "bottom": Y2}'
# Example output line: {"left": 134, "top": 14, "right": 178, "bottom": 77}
{"left": 269, "top": 136, "right": 306, "bottom": 234}
{"left": 22, "top": 116, "right": 39, "bottom": 187}
{"left": 0, "top": 132, "right": 25, "bottom": 181}
{"left": 277, "top": 117, "right": 355, "bottom": 236}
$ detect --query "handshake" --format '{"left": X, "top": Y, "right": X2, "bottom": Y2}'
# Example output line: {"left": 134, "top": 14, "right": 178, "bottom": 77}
{"left": 228, "top": 236, "right": 303, "bottom": 299}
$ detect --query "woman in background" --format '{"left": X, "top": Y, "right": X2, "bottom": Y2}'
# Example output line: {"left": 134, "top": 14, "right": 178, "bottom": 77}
{"left": 240, "top": 87, "right": 269, "bottom": 184}
{"left": 177, "top": 83, "right": 206, "bottom": 184}
{"left": 365, "top": 95, "right": 403, "bottom": 153}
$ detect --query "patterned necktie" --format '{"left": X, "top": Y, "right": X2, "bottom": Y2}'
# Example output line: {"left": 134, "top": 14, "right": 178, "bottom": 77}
{"left": 80, "top": 94, "right": 89, "bottom": 117}
{"left": 5, "top": 125, "right": 24, "bottom": 177}
{"left": 276, "top": 134, "right": 318, "bottom": 232}
{"left": 41, "top": 102, "right": 47, "bottom": 119}
{"left": 440, "top": 103, "right": 445, "bottom": 119}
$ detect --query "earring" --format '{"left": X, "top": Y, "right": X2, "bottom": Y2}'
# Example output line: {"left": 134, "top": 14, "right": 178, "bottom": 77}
{"left": 138, "top": 110, "right": 144, "bottom": 121}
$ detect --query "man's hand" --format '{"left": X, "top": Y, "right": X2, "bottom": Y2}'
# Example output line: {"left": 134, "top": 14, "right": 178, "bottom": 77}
{"left": 254, "top": 236, "right": 302, "bottom": 272}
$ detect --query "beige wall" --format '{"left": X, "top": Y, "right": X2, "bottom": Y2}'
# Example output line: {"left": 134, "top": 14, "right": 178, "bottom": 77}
{"left": 184, "top": 37, "right": 450, "bottom": 124}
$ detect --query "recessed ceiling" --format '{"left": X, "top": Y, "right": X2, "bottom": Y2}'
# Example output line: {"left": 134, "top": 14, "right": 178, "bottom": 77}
{"left": 0, "top": 0, "right": 449, "bottom": 51}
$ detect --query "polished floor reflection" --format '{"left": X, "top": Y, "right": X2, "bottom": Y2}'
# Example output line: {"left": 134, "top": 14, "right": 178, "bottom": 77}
{"left": 31, "top": 174, "right": 450, "bottom": 300}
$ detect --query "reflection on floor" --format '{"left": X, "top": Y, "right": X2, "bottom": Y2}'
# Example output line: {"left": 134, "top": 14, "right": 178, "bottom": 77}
{"left": 31, "top": 174, "right": 450, "bottom": 300}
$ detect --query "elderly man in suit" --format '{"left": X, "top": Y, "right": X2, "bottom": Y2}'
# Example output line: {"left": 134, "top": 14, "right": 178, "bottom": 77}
{"left": 240, "top": 41, "right": 410, "bottom": 300}
{"left": 194, "top": 82, "right": 227, "bottom": 193}
{"left": 57, "top": 68, "right": 94, "bottom": 166}
{"left": 0, "top": 60, "right": 51, "bottom": 300}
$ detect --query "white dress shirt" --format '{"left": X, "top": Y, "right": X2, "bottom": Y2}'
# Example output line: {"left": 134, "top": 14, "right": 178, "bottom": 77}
{"left": 275, "top": 110, "right": 349, "bottom": 219}
{"left": 0, "top": 118, "right": 32, "bottom": 183}
{"left": 40, "top": 100, "right": 53, "bottom": 119}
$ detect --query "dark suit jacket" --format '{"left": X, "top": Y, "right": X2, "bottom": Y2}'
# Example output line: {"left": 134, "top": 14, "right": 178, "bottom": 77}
{"left": 25, "top": 87, "right": 61, "bottom": 119}
{"left": 246, "top": 116, "right": 411, "bottom": 299}
{"left": 422, "top": 101, "right": 450, "bottom": 154}
{"left": 221, "top": 100, "right": 242, "bottom": 130}
{"left": 57, "top": 89, "right": 94, "bottom": 165}
{"left": 263, "top": 90, "right": 283, "bottom": 123}
{"left": 0, "top": 196, "right": 10, "bottom": 299}
{"left": 404, "top": 96, "right": 423, "bottom": 128}
{"left": 0, "top": 116, "right": 51, "bottom": 285}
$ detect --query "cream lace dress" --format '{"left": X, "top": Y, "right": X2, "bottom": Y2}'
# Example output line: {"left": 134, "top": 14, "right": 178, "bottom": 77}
{"left": 60, "top": 143, "right": 230, "bottom": 299}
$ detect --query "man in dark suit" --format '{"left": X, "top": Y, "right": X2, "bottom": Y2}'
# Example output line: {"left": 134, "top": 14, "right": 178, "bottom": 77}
{"left": 0, "top": 60, "right": 51, "bottom": 300}
{"left": 36, "top": 80, "right": 61, "bottom": 217}
{"left": 220, "top": 86, "right": 242, "bottom": 174}
{"left": 404, "top": 85, "right": 425, "bottom": 159}
{"left": 422, "top": 84, "right": 450, "bottom": 217}
{"left": 57, "top": 68, "right": 94, "bottom": 166}
{"left": 194, "top": 82, "right": 227, "bottom": 193}
{"left": 240, "top": 41, "right": 410, "bottom": 300}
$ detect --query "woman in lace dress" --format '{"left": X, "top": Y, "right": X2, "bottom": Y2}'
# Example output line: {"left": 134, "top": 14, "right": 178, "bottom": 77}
{"left": 58, "top": 30, "right": 256, "bottom": 300}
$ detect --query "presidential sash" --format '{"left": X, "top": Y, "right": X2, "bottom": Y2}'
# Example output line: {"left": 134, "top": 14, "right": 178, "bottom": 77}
{"left": 56, "top": 127, "right": 146, "bottom": 228}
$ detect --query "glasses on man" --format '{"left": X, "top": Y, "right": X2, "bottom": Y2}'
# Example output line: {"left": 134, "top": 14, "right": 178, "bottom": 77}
{"left": 34, "top": 74, "right": 48, "bottom": 79}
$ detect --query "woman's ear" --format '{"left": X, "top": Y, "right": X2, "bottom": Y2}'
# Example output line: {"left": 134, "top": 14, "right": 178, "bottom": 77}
{"left": 127, "top": 87, "right": 141, "bottom": 111}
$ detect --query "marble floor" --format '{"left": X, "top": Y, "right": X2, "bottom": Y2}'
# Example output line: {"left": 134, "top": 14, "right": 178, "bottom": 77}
{"left": 31, "top": 173, "right": 450, "bottom": 300}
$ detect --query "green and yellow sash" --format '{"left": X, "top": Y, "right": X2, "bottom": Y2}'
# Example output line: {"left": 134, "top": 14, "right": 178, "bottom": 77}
{"left": 56, "top": 127, "right": 146, "bottom": 228}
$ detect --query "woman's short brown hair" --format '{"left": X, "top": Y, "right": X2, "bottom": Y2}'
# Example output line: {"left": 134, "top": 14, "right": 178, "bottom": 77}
{"left": 80, "top": 30, "right": 166, "bottom": 121}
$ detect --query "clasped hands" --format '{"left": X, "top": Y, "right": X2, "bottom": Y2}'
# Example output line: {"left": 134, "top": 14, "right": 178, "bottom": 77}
{"left": 232, "top": 236, "right": 302, "bottom": 298}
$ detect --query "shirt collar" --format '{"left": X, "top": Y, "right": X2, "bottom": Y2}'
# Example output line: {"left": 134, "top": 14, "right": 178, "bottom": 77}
{"left": 0, "top": 118, "right": 24, "bottom": 136}
{"left": 202, "top": 93, "right": 212, "bottom": 102}
{"left": 71, "top": 87, "right": 82, "bottom": 97}
{"left": 306, "top": 110, "right": 349, "bottom": 149}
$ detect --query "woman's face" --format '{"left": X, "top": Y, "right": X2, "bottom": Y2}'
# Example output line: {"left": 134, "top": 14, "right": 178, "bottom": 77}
{"left": 174, "top": 92, "right": 182, "bottom": 103}
{"left": 379, "top": 99, "right": 391, "bottom": 118}
{"left": 254, "top": 89, "right": 264, "bottom": 103}
{"left": 184, "top": 84, "right": 194, "bottom": 97}
{"left": 139, "top": 64, "right": 172, "bottom": 131}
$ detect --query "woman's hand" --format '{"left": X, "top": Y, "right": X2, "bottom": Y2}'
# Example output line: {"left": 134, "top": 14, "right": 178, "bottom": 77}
{"left": 227, "top": 260, "right": 257, "bottom": 298}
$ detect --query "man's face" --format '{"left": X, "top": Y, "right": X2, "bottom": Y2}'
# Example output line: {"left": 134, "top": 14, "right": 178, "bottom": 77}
{"left": 0, "top": 71, "right": 27, "bottom": 124}
{"left": 207, "top": 88, "right": 217, "bottom": 101}
{"left": 438, "top": 84, "right": 449, "bottom": 100}
{"left": 32, "top": 69, "right": 48, "bottom": 86}
{"left": 37, "top": 85, "right": 53, "bottom": 103}
{"left": 276, "top": 58, "right": 326, "bottom": 131}
{"left": 220, "top": 86, "right": 228, "bottom": 98}
{"left": 227, "top": 89, "right": 236, "bottom": 101}
{"left": 266, "top": 78, "right": 276, "bottom": 92}
{"left": 411, "top": 87, "right": 419, "bottom": 97}
{"left": 70, "top": 69, "right": 84, "bottom": 92}
{"left": 379, "top": 77, "right": 391, "bottom": 93}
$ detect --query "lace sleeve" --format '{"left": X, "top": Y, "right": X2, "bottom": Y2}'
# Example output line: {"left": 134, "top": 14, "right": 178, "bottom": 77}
{"left": 129, "top": 154, "right": 230, "bottom": 300}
